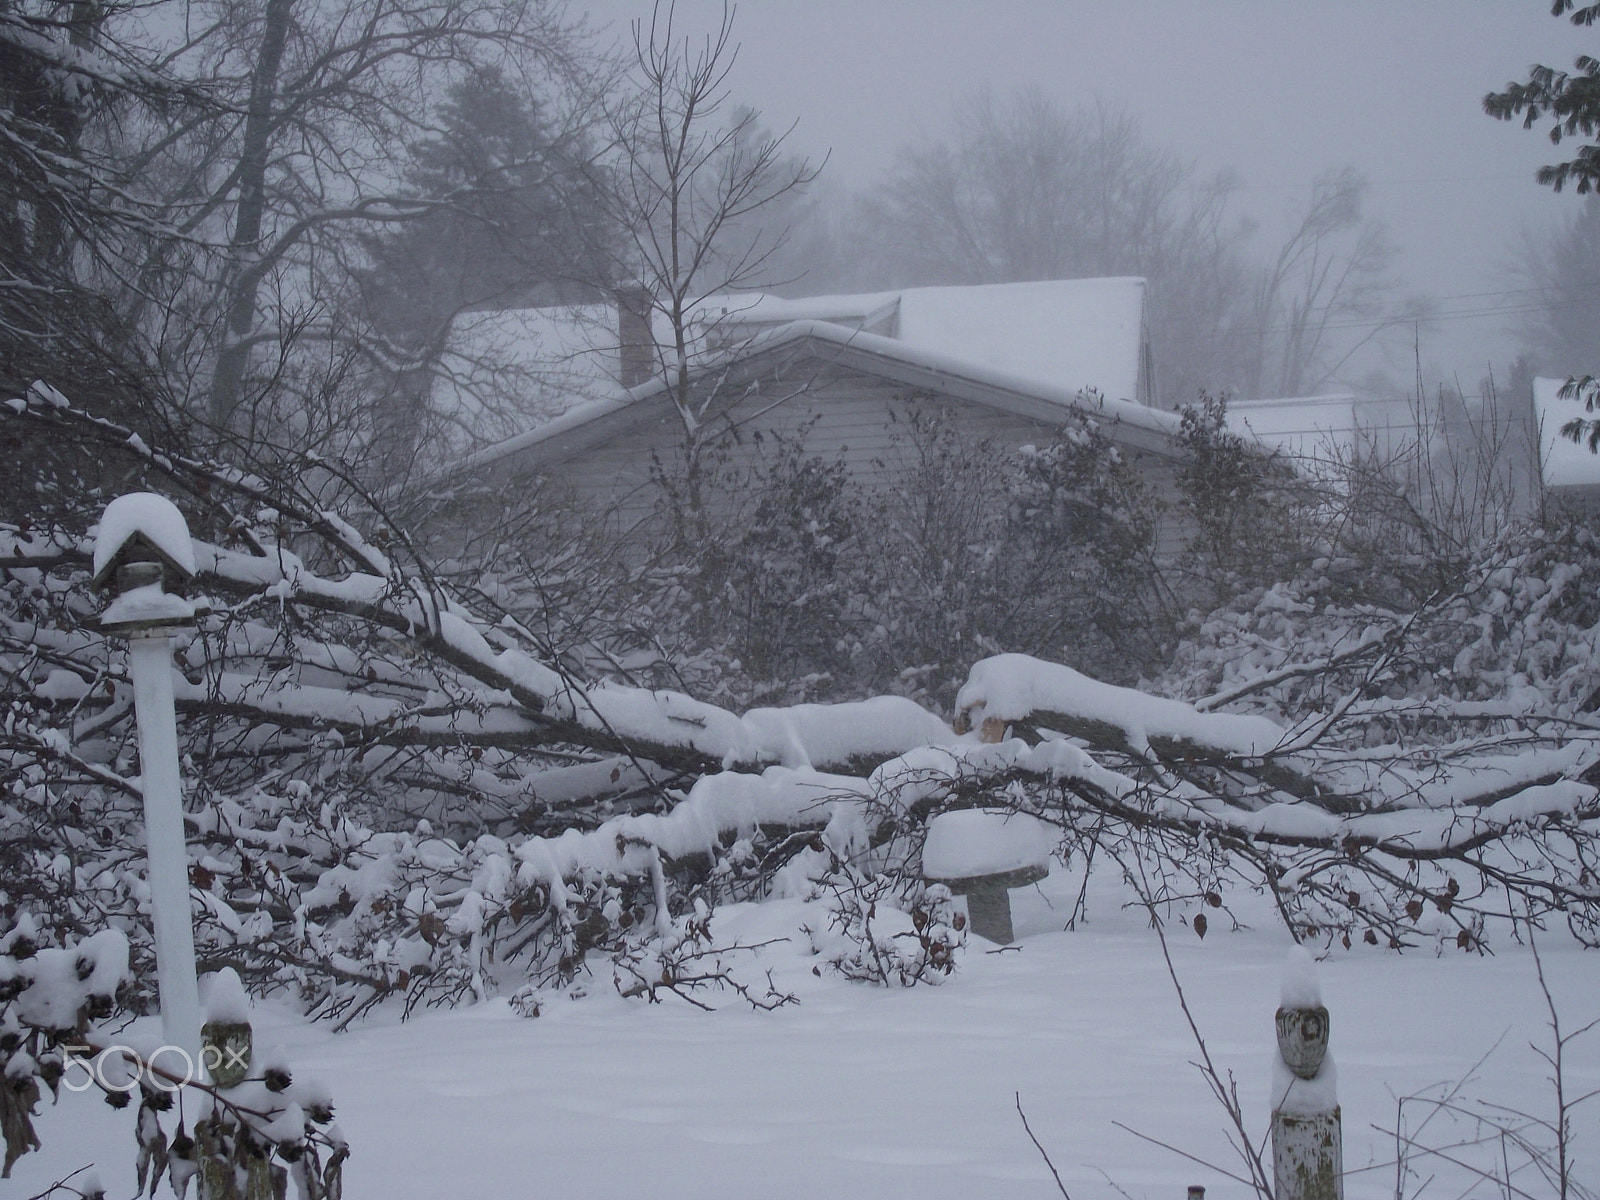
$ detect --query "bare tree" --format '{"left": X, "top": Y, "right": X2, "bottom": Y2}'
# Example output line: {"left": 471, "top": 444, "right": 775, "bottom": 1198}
{"left": 847, "top": 89, "right": 1256, "bottom": 407}
{"left": 608, "top": 0, "right": 819, "bottom": 493}
{"left": 1507, "top": 194, "right": 1600, "bottom": 379}
{"left": 105, "top": 0, "right": 604, "bottom": 453}
{"left": 844, "top": 93, "right": 1428, "bottom": 406}
{"left": 1244, "top": 167, "right": 1414, "bottom": 399}
{"left": 0, "top": 0, "right": 202, "bottom": 410}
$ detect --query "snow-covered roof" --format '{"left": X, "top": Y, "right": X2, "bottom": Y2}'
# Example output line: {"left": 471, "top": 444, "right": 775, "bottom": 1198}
{"left": 1227, "top": 394, "right": 1357, "bottom": 459}
{"left": 705, "top": 279, "right": 1150, "bottom": 403}
{"left": 92, "top": 492, "right": 195, "bottom": 583}
{"left": 458, "top": 314, "right": 1177, "bottom": 474}
{"left": 894, "top": 279, "right": 1146, "bottom": 406}
{"left": 1535, "top": 376, "right": 1600, "bottom": 493}
{"left": 448, "top": 277, "right": 1158, "bottom": 472}
{"left": 1227, "top": 393, "right": 1420, "bottom": 465}
{"left": 705, "top": 289, "right": 902, "bottom": 333}
{"left": 430, "top": 304, "right": 656, "bottom": 426}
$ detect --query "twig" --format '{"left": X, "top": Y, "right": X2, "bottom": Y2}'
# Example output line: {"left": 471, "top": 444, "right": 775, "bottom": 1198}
{"left": 1112, "top": 847, "right": 1275, "bottom": 1196}
{"left": 23, "top": 1165, "right": 93, "bottom": 1200}
{"left": 1528, "top": 922, "right": 1599, "bottom": 1200}
{"left": 1110, "top": 1121, "right": 1258, "bottom": 1188}
{"left": 1016, "top": 1091, "right": 1071, "bottom": 1199}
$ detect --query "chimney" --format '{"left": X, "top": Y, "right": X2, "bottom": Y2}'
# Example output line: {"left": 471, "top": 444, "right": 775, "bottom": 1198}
{"left": 616, "top": 286, "right": 655, "bottom": 388}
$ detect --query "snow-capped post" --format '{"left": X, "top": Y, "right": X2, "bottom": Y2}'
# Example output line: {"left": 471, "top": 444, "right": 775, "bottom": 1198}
{"left": 1272, "top": 946, "right": 1342, "bottom": 1200}
{"left": 93, "top": 493, "right": 201, "bottom": 1056}
{"left": 201, "top": 969, "right": 253, "bottom": 1088}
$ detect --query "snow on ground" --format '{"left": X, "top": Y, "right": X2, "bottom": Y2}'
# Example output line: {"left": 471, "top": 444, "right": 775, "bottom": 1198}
{"left": 18, "top": 871, "right": 1597, "bottom": 1200}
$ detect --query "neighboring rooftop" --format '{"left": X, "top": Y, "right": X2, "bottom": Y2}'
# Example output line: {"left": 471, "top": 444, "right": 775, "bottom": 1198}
{"left": 1226, "top": 393, "right": 1432, "bottom": 466}
{"left": 704, "top": 278, "right": 1150, "bottom": 406}
{"left": 454, "top": 278, "right": 1151, "bottom": 405}
{"left": 1536, "top": 375, "right": 1600, "bottom": 500}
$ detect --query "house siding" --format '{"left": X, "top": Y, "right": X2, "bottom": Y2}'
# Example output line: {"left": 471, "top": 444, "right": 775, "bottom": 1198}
{"left": 491, "top": 358, "right": 1184, "bottom": 549}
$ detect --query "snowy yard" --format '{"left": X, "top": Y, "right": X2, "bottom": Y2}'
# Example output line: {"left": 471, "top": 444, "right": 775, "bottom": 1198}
{"left": 18, "top": 872, "right": 1596, "bottom": 1200}
{"left": 10, "top": 3, "right": 1600, "bottom": 1199}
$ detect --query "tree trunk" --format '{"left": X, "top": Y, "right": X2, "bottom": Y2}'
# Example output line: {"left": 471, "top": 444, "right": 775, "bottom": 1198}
{"left": 208, "top": 0, "right": 294, "bottom": 431}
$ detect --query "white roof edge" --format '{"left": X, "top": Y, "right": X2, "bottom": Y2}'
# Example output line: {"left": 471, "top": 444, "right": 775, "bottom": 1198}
{"left": 453, "top": 382, "right": 643, "bottom": 473}
{"left": 860, "top": 295, "right": 902, "bottom": 333}
{"left": 709, "top": 288, "right": 903, "bottom": 326}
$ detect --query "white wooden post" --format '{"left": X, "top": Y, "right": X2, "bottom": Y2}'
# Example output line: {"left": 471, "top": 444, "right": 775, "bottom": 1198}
{"left": 127, "top": 628, "right": 201, "bottom": 1054}
{"left": 1272, "top": 946, "right": 1343, "bottom": 1200}
{"left": 94, "top": 494, "right": 201, "bottom": 1055}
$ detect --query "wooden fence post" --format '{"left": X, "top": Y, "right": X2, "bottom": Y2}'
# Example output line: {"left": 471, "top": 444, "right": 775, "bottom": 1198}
{"left": 1271, "top": 946, "right": 1343, "bottom": 1200}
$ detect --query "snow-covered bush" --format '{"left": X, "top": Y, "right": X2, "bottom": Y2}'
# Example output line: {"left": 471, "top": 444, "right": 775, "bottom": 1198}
{"left": 1173, "top": 393, "right": 1319, "bottom": 609}
{"left": 0, "top": 920, "right": 345, "bottom": 1196}
{"left": 1, "top": 918, "right": 130, "bottom": 1178}
{"left": 614, "top": 404, "right": 1175, "bottom": 708}
{"left": 803, "top": 868, "right": 966, "bottom": 987}
{"left": 547, "top": 391, "right": 1509, "bottom": 711}
{"left": 652, "top": 420, "right": 875, "bottom": 694}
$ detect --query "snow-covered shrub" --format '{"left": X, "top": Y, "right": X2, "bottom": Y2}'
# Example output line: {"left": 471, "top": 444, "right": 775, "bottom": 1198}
{"left": 1, "top": 918, "right": 130, "bottom": 1178}
{"left": 0, "top": 920, "right": 345, "bottom": 1196}
{"left": 1162, "top": 523, "right": 1600, "bottom": 733}
{"left": 803, "top": 867, "right": 967, "bottom": 987}
{"left": 1174, "top": 393, "right": 1319, "bottom": 609}
{"left": 619, "top": 404, "right": 1177, "bottom": 708}
{"left": 999, "top": 404, "right": 1170, "bottom": 679}
{"left": 663, "top": 422, "right": 873, "bottom": 691}
{"left": 610, "top": 898, "right": 797, "bottom": 1011}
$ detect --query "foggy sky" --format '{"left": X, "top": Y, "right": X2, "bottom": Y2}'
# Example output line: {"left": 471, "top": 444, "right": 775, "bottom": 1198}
{"left": 583, "top": 0, "right": 1593, "bottom": 398}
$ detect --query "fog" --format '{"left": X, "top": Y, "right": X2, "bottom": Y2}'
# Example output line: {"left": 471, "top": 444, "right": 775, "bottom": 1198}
{"left": 583, "top": 0, "right": 1591, "bottom": 397}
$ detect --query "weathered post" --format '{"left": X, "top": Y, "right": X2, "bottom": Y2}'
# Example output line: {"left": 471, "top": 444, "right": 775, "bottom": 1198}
{"left": 201, "top": 968, "right": 254, "bottom": 1089}
{"left": 93, "top": 493, "right": 201, "bottom": 1056}
{"left": 199, "top": 968, "right": 276, "bottom": 1199}
{"left": 1271, "top": 945, "right": 1343, "bottom": 1200}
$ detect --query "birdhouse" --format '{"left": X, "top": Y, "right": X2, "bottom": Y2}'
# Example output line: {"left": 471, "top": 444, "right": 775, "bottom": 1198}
{"left": 93, "top": 493, "right": 198, "bottom": 633}
{"left": 91, "top": 530, "right": 195, "bottom": 596}
{"left": 92, "top": 492, "right": 197, "bottom": 594}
